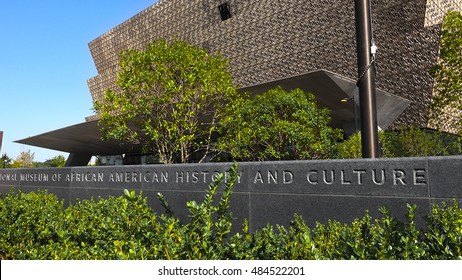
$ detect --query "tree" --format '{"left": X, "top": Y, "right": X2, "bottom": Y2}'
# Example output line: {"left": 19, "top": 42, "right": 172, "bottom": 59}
{"left": 216, "top": 87, "right": 343, "bottom": 161}
{"left": 1, "top": 153, "right": 12, "bottom": 168}
{"left": 43, "top": 155, "right": 66, "bottom": 167}
{"left": 429, "top": 11, "right": 462, "bottom": 134}
{"left": 94, "top": 39, "right": 239, "bottom": 164}
{"left": 12, "top": 150, "right": 35, "bottom": 168}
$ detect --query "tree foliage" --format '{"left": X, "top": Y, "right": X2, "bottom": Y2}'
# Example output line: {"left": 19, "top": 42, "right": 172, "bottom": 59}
{"left": 216, "top": 87, "right": 343, "bottom": 161}
{"left": 94, "top": 39, "right": 239, "bottom": 164}
{"left": 1, "top": 153, "right": 12, "bottom": 168}
{"left": 335, "top": 131, "right": 363, "bottom": 159}
{"left": 12, "top": 150, "right": 35, "bottom": 168}
{"left": 380, "top": 127, "right": 461, "bottom": 157}
{"left": 335, "top": 127, "right": 461, "bottom": 159}
{"left": 43, "top": 155, "right": 66, "bottom": 167}
{"left": 430, "top": 11, "right": 462, "bottom": 134}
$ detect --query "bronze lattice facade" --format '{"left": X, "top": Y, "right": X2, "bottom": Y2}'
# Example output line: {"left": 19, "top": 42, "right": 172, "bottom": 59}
{"left": 87, "top": 0, "right": 461, "bottom": 129}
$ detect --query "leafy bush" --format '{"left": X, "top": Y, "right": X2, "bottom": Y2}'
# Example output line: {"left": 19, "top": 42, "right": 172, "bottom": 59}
{"left": 335, "top": 128, "right": 462, "bottom": 159}
{"left": 335, "top": 131, "right": 363, "bottom": 159}
{"left": 58, "top": 189, "right": 159, "bottom": 259}
{"left": 380, "top": 127, "right": 461, "bottom": 157}
{"left": 217, "top": 87, "right": 343, "bottom": 161}
{"left": 424, "top": 200, "right": 462, "bottom": 259}
{"left": 0, "top": 188, "right": 158, "bottom": 260}
{"left": 1, "top": 165, "right": 461, "bottom": 260}
{"left": 152, "top": 164, "right": 237, "bottom": 259}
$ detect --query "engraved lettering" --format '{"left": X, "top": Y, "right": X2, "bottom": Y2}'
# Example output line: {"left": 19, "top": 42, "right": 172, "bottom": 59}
{"left": 130, "top": 172, "right": 137, "bottom": 183}
{"left": 393, "top": 169, "right": 406, "bottom": 185}
{"left": 144, "top": 171, "right": 151, "bottom": 182}
{"left": 176, "top": 171, "right": 184, "bottom": 183}
{"left": 413, "top": 169, "right": 427, "bottom": 185}
{"left": 20, "top": 173, "right": 49, "bottom": 182}
{"left": 283, "top": 170, "right": 294, "bottom": 184}
{"left": 212, "top": 171, "right": 221, "bottom": 182}
{"left": 192, "top": 171, "right": 199, "bottom": 183}
{"left": 161, "top": 171, "right": 168, "bottom": 183}
{"left": 323, "top": 170, "right": 334, "bottom": 185}
{"left": 0, "top": 173, "right": 17, "bottom": 181}
{"left": 226, "top": 170, "right": 244, "bottom": 184}
{"left": 268, "top": 170, "right": 278, "bottom": 184}
{"left": 353, "top": 170, "right": 366, "bottom": 185}
{"left": 199, "top": 171, "right": 208, "bottom": 183}
{"left": 254, "top": 171, "right": 264, "bottom": 184}
{"left": 307, "top": 170, "right": 318, "bottom": 184}
{"left": 340, "top": 170, "right": 351, "bottom": 185}
{"left": 372, "top": 169, "right": 385, "bottom": 185}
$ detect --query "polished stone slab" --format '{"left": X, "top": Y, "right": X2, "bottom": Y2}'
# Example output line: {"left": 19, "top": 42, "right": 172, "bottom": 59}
{"left": 1, "top": 156, "right": 461, "bottom": 230}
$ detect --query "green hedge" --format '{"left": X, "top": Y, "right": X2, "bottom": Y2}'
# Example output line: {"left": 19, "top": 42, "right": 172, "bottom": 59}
{"left": 1, "top": 166, "right": 461, "bottom": 260}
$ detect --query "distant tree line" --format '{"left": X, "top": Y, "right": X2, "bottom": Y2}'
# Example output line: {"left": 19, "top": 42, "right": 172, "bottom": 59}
{"left": 1, "top": 151, "right": 66, "bottom": 168}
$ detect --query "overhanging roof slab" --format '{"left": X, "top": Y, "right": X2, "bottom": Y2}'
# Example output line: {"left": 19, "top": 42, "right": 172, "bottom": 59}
{"left": 17, "top": 69, "right": 410, "bottom": 157}
{"left": 240, "top": 69, "right": 410, "bottom": 129}
{"left": 15, "top": 120, "right": 137, "bottom": 156}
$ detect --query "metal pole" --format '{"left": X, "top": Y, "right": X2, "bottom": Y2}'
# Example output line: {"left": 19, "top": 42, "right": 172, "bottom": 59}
{"left": 354, "top": 0, "right": 379, "bottom": 158}
{"left": 353, "top": 96, "right": 359, "bottom": 131}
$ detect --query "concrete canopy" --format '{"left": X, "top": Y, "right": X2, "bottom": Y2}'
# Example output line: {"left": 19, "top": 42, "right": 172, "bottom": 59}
{"left": 240, "top": 69, "right": 411, "bottom": 133}
{"left": 15, "top": 120, "right": 141, "bottom": 166}
{"left": 16, "top": 69, "right": 409, "bottom": 165}
{"left": 17, "top": 120, "right": 129, "bottom": 155}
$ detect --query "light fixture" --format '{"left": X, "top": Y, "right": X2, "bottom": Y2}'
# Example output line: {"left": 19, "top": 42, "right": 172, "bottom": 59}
{"left": 341, "top": 97, "right": 354, "bottom": 103}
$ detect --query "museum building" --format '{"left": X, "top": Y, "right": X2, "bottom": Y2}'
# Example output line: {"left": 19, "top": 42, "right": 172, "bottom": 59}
{"left": 17, "top": 0, "right": 462, "bottom": 166}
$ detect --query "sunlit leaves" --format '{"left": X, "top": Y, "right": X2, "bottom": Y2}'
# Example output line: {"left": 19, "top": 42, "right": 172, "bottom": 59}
{"left": 2, "top": 186, "right": 461, "bottom": 259}
{"left": 430, "top": 11, "right": 462, "bottom": 134}
{"left": 94, "top": 39, "right": 238, "bottom": 163}
{"left": 217, "top": 87, "right": 343, "bottom": 161}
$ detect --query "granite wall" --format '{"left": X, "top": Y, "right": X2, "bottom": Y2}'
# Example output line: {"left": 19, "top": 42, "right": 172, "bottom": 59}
{"left": 1, "top": 156, "right": 462, "bottom": 231}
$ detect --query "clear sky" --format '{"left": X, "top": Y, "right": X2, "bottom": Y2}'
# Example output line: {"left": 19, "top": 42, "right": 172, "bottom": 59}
{"left": 0, "top": 0, "right": 157, "bottom": 162}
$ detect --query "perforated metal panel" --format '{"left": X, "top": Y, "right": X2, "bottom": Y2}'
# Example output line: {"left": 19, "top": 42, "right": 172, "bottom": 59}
{"left": 86, "top": 0, "right": 459, "bottom": 130}
{"left": 425, "top": 0, "right": 462, "bottom": 26}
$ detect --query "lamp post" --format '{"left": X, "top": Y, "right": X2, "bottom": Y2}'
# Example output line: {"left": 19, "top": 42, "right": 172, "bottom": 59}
{"left": 355, "top": 0, "right": 379, "bottom": 158}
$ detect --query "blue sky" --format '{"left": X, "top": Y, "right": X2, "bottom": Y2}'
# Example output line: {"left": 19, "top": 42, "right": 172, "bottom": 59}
{"left": 0, "top": 0, "right": 157, "bottom": 162}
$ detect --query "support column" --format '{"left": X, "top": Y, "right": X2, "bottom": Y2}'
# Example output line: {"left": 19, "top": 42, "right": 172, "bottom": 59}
{"left": 65, "top": 152, "right": 92, "bottom": 167}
